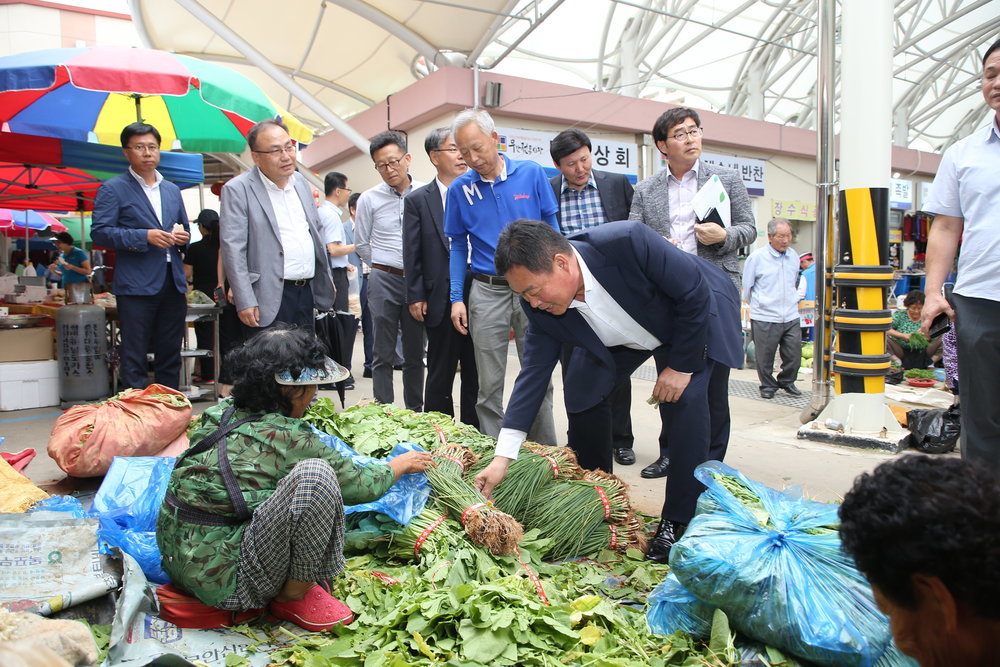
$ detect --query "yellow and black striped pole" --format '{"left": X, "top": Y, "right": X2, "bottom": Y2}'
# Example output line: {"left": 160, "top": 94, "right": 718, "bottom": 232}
{"left": 831, "top": 187, "right": 893, "bottom": 394}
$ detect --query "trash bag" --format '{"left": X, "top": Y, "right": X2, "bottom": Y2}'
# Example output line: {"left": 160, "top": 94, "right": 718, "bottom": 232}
{"left": 904, "top": 405, "right": 960, "bottom": 454}
{"left": 47, "top": 384, "right": 192, "bottom": 477}
{"left": 91, "top": 456, "right": 176, "bottom": 585}
{"left": 670, "top": 461, "right": 893, "bottom": 667}
{"left": 647, "top": 571, "right": 716, "bottom": 639}
{"left": 312, "top": 427, "right": 431, "bottom": 525}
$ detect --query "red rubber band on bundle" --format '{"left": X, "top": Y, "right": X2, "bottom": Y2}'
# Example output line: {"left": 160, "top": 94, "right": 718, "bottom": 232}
{"left": 413, "top": 514, "right": 449, "bottom": 556}
{"left": 608, "top": 525, "right": 619, "bottom": 549}
{"left": 460, "top": 502, "right": 487, "bottom": 524}
{"left": 594, "top": 486, "right": 611, "bottom": 520}
{"left": 431, "top": 423, "right": 448, "bottom": 447}
{"left": 370, "top": 570, "right": 400, "bottom": 585}
{"left": 523, "top": 444, "right": 560, "bottom": 478}
{"left": 514, "top": 547, "right": 549, "bottom": 605}
{"left": 434, "top": 453, "right": 464, "bottom": 470}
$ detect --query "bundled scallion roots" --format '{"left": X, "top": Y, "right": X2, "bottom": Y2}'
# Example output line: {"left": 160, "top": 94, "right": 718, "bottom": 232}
{"left": 426, "top": 445, "right": 524, "bottom": 555}
{"left": 573, "top": 512, "right": 649, "bottom": 560}
{"left": 469, "top": 443, "right": 583, "bottom": 517}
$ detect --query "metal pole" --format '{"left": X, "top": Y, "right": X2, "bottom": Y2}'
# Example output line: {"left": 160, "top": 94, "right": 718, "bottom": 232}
{"left": 173, "top": 0, "right": 371, "bottom": 154}
{"left": 802, "top": 0, "right": 836, "bottom": 422}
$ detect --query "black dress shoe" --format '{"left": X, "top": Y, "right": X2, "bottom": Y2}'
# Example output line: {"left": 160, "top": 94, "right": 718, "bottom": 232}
{"left": 613, "top": 448, "right": 636, "bottom": 465}
{"left": 760, "top": 387, "right": 776, "bottom": 399}
{"left": 640, "top": 455, "right": 670, "bottom": 479}
{"left": 645, "top": 519, "right": 688, "bottom": 563}
{"left": 362, "top": 369, "right": 373, "bottom": 378}
{"left": 782, "top": 384, "right": 802, "bottom": 396}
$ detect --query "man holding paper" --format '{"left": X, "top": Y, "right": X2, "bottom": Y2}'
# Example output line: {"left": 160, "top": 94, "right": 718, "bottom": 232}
{"left": 627, "top": 107, "right": 755, "bottom": 479}
{"left": 629, "top": 107, "right": 756, "bottom": 290}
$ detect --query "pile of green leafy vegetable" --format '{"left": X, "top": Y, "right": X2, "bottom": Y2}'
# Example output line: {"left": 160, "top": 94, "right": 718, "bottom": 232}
{"left": 903, "top": 368, "right": 936, "bottom": 380}
{"left": 303, "top": 400, "right": 496, "bottom": 458}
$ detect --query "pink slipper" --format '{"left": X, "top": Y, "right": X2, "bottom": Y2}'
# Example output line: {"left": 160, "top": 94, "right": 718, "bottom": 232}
{"left": 268, "top": 585, "right": 354, "bottom": 632}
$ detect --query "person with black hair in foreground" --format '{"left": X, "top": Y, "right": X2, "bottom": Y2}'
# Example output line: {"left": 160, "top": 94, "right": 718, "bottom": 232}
{"left": 839, "top": 455, "right": 1000, "bottom": 667}
{"left": 156, "top": 327, "right": 432, "bottom": 631}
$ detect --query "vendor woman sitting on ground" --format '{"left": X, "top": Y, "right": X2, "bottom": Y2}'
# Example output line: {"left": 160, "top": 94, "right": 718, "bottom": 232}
{"left": 887, "top": 290, "right": 942, "bottom": 368}
{"left": 156, "top": 326, "right": 432, "bottom": 631}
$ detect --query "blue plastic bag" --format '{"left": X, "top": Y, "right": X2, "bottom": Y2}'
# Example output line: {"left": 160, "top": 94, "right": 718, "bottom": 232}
{"left": 646, "top": 571, "right": 716, "bottom": 639}
{"left": 669, "top": 461, "right": 893, "bottom": 667}
{"left": 28, "top": 495, "right": 89, "bottom": 517}
{"left": 312, "top": 427, "right": 430, "bottom": 524}
{"left": 92, "top": 456, "right": 175, "bottom": 585}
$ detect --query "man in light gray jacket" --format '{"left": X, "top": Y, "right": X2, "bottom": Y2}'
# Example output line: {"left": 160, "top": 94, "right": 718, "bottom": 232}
{"left": 629, "top": 106, "right": 756, "bottom": 479}
{"left": 220, "top": 119, "right": 335, "bottom": 333}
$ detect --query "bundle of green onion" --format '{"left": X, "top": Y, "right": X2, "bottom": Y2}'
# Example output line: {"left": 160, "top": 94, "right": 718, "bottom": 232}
{"left": 427, "top": 445, "right": 524, "bottom": 555}
{"left": 470, "top": 444, "right": 583, "bottom": 517}
{"left": 522, "top": 472, "right": 633, "bottom": 558}
{"left": 386, "top": 504, "right": 462, "bottom": 561}
{"left": 572, "top": 512, "right": 649, "bottom": 560}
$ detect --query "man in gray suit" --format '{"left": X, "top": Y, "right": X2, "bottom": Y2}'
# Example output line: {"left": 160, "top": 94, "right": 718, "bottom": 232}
{"left": 549, "top": 128, "right": 637, "bottom": 468}
{"left": 629, "top": 107, "right": 756, "bottom": 479}
{"left": 220, "top": 119, "right": 335, "bottom": 333}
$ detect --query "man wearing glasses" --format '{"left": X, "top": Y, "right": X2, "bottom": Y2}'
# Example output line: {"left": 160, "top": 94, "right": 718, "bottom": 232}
{"left": 93, "top": 122, "right": 190, "bottom": 390}
{"left": 220, "top": 119, "right": 335, "bottom": 334}
{"left": 355, "top": 131, "right": 426, "bottom": 410}
{"left": 627, "top": 107, "right": 755, "bottom": 505}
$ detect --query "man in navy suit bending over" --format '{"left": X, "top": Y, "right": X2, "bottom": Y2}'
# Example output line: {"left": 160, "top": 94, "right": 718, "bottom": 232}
{"left": 93, "top": 122, "right": 189, "bottom": 390}
{"left": 474, "top": 220, "right": 743, "bottom": 561}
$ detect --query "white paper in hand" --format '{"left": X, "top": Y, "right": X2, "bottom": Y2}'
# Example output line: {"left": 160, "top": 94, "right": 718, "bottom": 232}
{"left": 691, "top": 174, "right": 731, "bottom": 228}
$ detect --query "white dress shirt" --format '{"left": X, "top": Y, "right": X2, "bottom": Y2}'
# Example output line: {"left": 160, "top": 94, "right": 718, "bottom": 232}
{"left": 318, "top": 201, "right": 349, "bottom": 269}
{"left": 355, "top": 178, "right": 424, "bottom": 269}
{"left": 923, "top": 121, "right": 1000, "bottom": 302}
{"left": 129, "top": 167, "right": 169, "bottom": 262}
{"left": 496, "top": 248, "right": 662, "bottom": 460}
{"left": 667, "top": 160, "right": 700, "bottom": 255}
{"left": 262, "top": 173, "right": 315, "bottom": 281}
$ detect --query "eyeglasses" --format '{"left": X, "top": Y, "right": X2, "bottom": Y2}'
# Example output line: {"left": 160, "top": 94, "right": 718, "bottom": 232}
{"left": 671, "top": 127, "right": 703, "bottom": 141}
{"left": 253, "top": 143, "right": 297, "bottom": 156}
{"left": 431, "top": 147, "right": 460, "bottom": 154}
{"left": 338, "top": 187, "right": 353, "bottom": 193}
{"left": 125, "top": 144, "right": 160, "bottom": 153}
{"left": 374, "top": 157, "right": 405, "bottom": 173}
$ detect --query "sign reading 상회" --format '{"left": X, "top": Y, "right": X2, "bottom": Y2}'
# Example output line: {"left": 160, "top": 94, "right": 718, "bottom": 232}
{"left": 496, "top": 127, "right": 638, "bottom": 182}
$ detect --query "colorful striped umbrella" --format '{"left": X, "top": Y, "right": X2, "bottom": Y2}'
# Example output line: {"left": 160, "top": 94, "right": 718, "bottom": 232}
{"left": 0, "top": 46, "right": 311, "bottom": 153}
{"left": 0, "top": 208, "right": 67, "bottom": 238}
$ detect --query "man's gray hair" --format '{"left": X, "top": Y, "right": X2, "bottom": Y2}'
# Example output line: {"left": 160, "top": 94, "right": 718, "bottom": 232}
{"left": 767, "top": 218, "right": 792, "bottom": 235}
{"left": 452, "top": 108, "right": 495, "bottom": 139}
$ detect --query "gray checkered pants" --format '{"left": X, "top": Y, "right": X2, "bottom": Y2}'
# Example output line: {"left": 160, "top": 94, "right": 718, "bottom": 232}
{"left": 218, "top": 459, "right": 346, "bottom": 611}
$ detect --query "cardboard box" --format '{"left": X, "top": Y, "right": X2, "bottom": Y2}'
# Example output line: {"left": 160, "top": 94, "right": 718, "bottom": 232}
{"left": 0, "top": 359, "right": 59, "bottom": 410}
{"left": 0, "top": 327, "right": 54, "bottom": 363}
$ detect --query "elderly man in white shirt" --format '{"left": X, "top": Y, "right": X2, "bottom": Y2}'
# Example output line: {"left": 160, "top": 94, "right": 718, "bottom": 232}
{"left": 742, "top": 218, "right": 802, "bottom": 399}
{"left": 921, "top": 38, "right": 1000, "bottom": 472}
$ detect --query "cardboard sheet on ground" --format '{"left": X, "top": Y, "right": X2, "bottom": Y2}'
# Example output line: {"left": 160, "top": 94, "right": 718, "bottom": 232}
{"left": 107, "top": 554, "right": 292, "bottom": 666}
{"left": 0, "top": 511, "right": 120, "bottom": 615}
{"left": 883, "top": 385, "right": 954, "bottom": 409}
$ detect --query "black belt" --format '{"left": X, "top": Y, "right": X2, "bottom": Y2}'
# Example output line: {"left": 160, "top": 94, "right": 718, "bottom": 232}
{"left": 473, "top": 273, "right": 508, "bottom": 287}
{"left": 372, "top": 263, "right": 404, "bottom": 276}
{"left": 284, "top": 278, "right": 311, "bottom": 286}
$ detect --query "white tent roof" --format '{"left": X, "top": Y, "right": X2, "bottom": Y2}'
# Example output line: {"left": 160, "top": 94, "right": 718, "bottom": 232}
{"left": 131, "top": 0, "right": 525, "bottom": 133}
{"left": 132, "top": 0, "right": 998, "bottom": 153}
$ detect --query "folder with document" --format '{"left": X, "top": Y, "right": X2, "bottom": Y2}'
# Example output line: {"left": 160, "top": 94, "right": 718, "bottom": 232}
{"left": 691, "top": 174, "right": 731, "bottom": 228}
